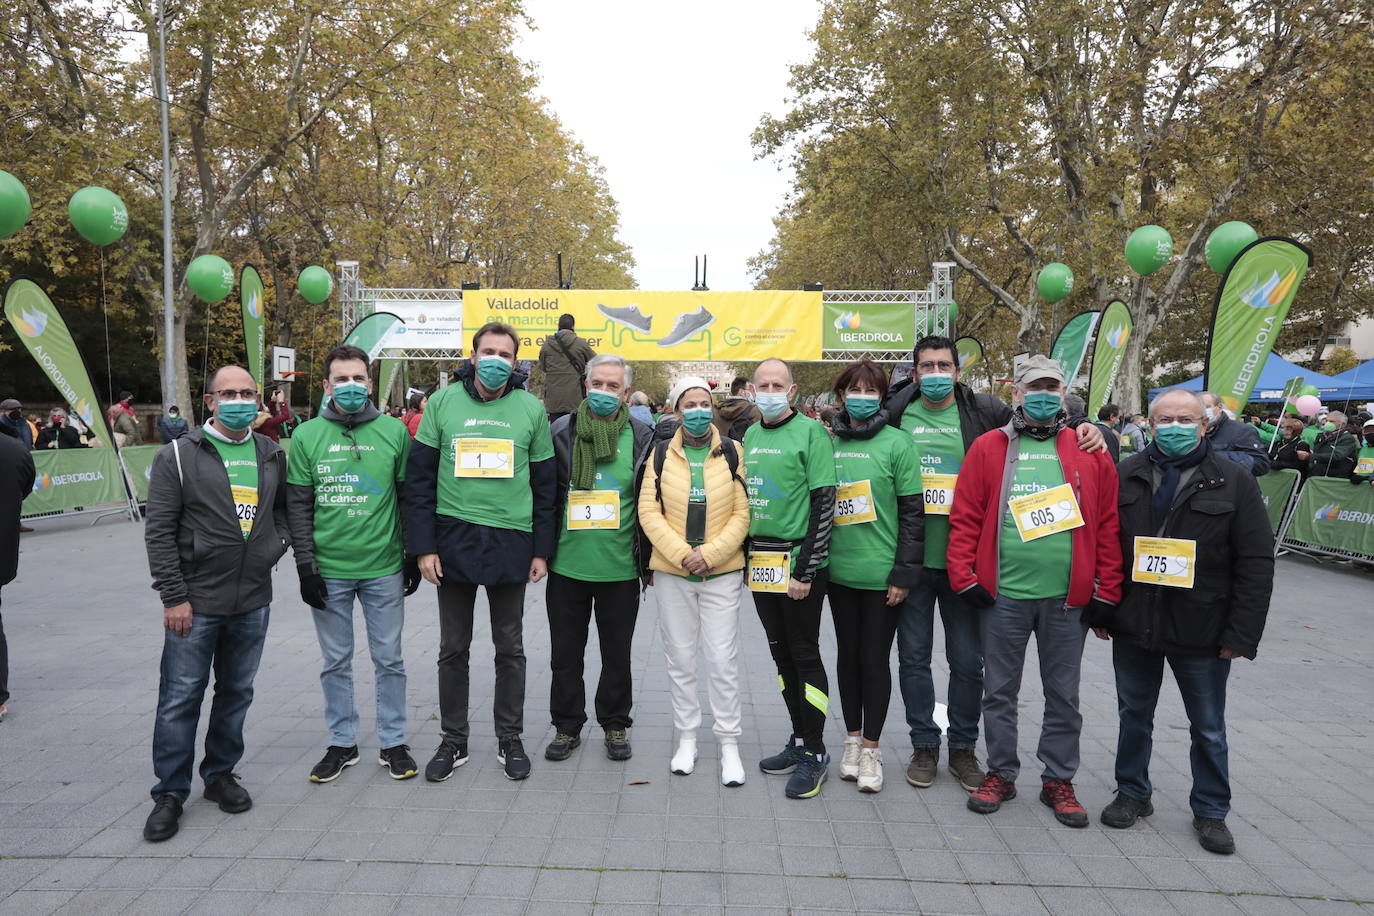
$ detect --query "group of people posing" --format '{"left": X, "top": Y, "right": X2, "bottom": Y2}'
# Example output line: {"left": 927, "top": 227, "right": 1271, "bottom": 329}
{"left": 139, "top": 325, "right": 1274, "bottom": 861}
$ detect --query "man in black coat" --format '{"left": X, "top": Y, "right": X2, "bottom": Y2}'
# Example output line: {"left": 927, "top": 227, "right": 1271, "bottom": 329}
{"left": 1199, "top": 392, "right": 1269, "bottom": 476}
{"left": 1088, "top": 387, "right": 1274, "bottom": 856}
{"left": 0, "top": 432, "right": 36, "bottom": 721}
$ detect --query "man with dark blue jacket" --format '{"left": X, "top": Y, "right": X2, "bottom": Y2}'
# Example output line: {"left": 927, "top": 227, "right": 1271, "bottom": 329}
{"left": 1199, "top": 392, "right": 1270, "bottom": 476}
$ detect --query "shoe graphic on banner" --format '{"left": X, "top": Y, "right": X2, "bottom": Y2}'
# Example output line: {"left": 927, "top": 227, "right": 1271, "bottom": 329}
{"left": 658, "top": 306, "right": 715, "bottom": 347}
{"left": 597, "top": 303, "right": 652, "bottom": 334}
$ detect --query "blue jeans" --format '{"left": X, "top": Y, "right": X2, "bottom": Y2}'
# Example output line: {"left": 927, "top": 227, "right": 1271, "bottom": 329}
{"left": 313, "top": 573, "right": 407, "bottom": 748}
{"left": 896, "top": 570, "right": 983, "bottom": 749}
{"left": 151, "top": 607, "right": 270, "bottom": 801}
{"left": 1112, "top": 639, "right": 1232, "bottom": 818}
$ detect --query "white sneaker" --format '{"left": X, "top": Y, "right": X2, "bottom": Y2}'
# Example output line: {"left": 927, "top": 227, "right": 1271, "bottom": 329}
{"left": 857, "top": 747, "right": 883, "bottom": 793}
{"left": 670, "top": 738, "right": 697, "bottom": 775}
{"left": 720, "top": 743, "right": 745, "bottom": 787}
{"left": 839, "top": 736, "right": 862, "bottom": 781}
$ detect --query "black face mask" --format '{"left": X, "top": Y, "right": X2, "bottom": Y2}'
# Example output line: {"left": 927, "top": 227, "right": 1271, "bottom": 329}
{"left": 7, "top": 410, "right": 19, "bottom": 421}
{"left": 1365, "top": 434, "right": 1374, "bottom": 447}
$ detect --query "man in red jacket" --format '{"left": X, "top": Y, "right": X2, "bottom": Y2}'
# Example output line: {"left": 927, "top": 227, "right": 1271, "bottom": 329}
{"left": 946, "top": 355, "right": 1122, "bottom": 828}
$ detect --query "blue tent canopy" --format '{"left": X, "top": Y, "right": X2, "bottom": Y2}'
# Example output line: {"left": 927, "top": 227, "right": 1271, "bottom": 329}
{"left": 1148, "top": 353, "right": 1345, "bottom": 402}
{"left": 1320, "top": 358, "right": 1374, "bottom": 402}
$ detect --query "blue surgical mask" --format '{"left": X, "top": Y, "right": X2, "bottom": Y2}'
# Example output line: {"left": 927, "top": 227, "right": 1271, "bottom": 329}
{"left": 476, "top": 355, "right": 512, "bottom": 390}
{"left": 1154, "top": 422, "right": 1200, "bottom": 456}
{"left": 1204, "top": 407, "right": 1217, "bottom": 423}
{"left": 754, "top": 392, "right": 791, "bottom": 422}
{"left": 587, "top": 390, "right": 621, "bottom": 418}
{"left": 331, "top": 382, "right": 368, "bottom": 413}
{"left": 217, "top": 400, "right": 258, "bottom": 431}
{"left": 920, "top": 373, "right": 954, "bottom": 402}
{"left": 681, "top": 407, "right": 714, "bottom": 437}
{"left": 846, "top": 394, "right": 880, "bottom": 420}
{"left": 1022, "top": 391, "right": 1063, "bottom": 422}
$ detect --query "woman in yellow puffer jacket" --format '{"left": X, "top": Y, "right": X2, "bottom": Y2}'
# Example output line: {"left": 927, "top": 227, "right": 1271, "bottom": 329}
{"left": 639, "top": 376, "right": 751, "bottom": 787}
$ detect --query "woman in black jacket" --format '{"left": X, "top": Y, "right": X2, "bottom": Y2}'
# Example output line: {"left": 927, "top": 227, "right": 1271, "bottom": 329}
{"left": 1270, "top": 418, "right": 1309, "bottom": 474}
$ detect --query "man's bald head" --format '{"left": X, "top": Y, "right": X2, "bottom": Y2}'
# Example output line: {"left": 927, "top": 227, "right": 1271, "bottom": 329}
{"left": 206, "top": 365, "right": 255, "bottom": 396}
{"left": 753, "top": 358, "right": 793, "bottom": 388}
{"left": 1149, "top": 388, "right": 1206, "bottom": 423}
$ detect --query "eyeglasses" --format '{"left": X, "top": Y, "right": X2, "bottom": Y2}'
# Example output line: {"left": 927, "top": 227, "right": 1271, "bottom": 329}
{"left": 213, "top": 390, "right": 259, "bottom": 401}
{"left": 917, "top": 361, "right": 956, "bottom": 372}
{"left": 1155, "top": 416, "right": 1200, "bottom": 425}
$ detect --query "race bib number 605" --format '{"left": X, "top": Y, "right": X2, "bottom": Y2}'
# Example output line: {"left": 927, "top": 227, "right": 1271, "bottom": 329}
{"left": 1008, "top": 483, "right": 1084, "bottom": 542}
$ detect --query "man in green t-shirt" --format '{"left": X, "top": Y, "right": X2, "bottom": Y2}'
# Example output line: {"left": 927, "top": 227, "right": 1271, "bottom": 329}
{"left": 287, "top": 344, "right": 419, "bottom": 785}
{"left": 544, "top": 354, "right": 654, "bottom": 764}
{"left": 746, "top": 358, "right": 838, "bottom": 800}
{"left": 404, "top": 322, "right": 556, "bottom": 783}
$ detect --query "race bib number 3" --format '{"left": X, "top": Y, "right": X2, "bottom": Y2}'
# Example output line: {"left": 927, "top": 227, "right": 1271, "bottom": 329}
{"left": 1008, "top": 482, "right": 1084, "bottom": 542}
{"left": 567, "top": 490, "right": 620, "bottom": 530}
{"left": 748, "top": 551, "right": 790, "bottom": 593}
{"left": 231, "top": 485, "right": 258, "bottom": 538}
{"left": 834, "top": 480, "right": 877, "bottom": 526}
{"left": 922, "top": 472, "right": 958, "bottom": 516}
{"left": 455, "top": 438, "right": 514, "bottom": 478}
{"left": 1131, "top": 536, "right": 1197, "bottom": 588}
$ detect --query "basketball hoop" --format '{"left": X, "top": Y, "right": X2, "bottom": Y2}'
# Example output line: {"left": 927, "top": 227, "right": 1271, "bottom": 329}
{"left": 277, "top": 370, "right": 307, "bottom": 378}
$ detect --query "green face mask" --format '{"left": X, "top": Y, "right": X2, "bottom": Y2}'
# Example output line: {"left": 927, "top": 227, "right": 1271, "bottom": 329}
{"left": 681, "top": 407, "right": 714, "bottom": 437}
{"left": 1323, "top": 421, "right": 1337, "bottom": 433}
{"left": 1154, "top": 422, "right": 1200, "bottom": 456}
{"left": 845, "top": 394, "right": 880, "bottom": 420}
{"left": 1022, "top": 391, "right": 1063, "bottom": 422}
{"left": 920, "top": 373, "right": 954, "bottom": 402}
{"left": 587, "top": 389, "right": 621, "bottom": 418}
{"left": 217, "top": 400, "right": 258, "bottom": 431}
{"left": 476, "top": 355, "right": 512, "bottom": 390}
{"left": 331, "top": 382, "right": 368, "bottom": 413}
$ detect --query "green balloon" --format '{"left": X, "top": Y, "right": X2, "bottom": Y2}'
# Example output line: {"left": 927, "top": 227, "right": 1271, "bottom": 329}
{"left": 1037, "top": 262, "right": 1074, "bottom": 302}
{"left": 1125, "top": 224, "right": 1173, "bottom": 276}
{"left": 1205, "top": 220, "right": 1258, "bottom": 274}
{"left": 297, "top": 265, "right": 333, "bottom": 304}
{"left": 187, "top": 254, "right": 235, "bottom": 303}
{"left": 0, "top": 170, "right": 31, "bottom": 239}
{"left": 1298, "top": 383, "right": 1321, "bottom": 397}
{"left": 68, "top": 186, "right": 129, "bottom": 246}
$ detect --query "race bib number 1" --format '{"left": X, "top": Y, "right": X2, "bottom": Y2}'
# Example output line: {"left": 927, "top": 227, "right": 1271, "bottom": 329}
{"left": 567, "top": 490, "right": 620, "bottom": 530}
{"left": 1008, "top": 482, "right": 1084, "bottom": 542}
{"left": 748, "top": 551, "right": 790, "bottom": 593}
{"left": 231, "top": 485, "right": 258, "bottom": 538}
{"left": 1131, "top": 536, "right": 1197, "bottom": 588}
{"left": 455, "top": 438, "right": 514, "bottom": 478}
{"left": 921, "top": 472, "right": 958, "bottom": 516}
{"left": 834, "top": 480, "right": 877, "bottom": 526}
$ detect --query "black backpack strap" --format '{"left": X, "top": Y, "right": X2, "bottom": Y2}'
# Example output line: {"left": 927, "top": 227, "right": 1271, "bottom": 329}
{"left": 716, "top": 437, "right": 745, "bottom": 489}
{"left": 652, "top": 439, "right": 670, "bottom": 508}
{"left": 553, "top": 334, "right": 586, "bottom": 376}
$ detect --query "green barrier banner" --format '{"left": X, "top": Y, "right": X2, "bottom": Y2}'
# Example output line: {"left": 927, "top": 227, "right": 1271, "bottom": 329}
{"left": 4, "top": 278, "right": 113, "bottom": 448}
{"left": 22, "top": 447, "right": 126, "bottom": 516}
{"left": 120, "top": 444, "right": 162, "bottom": 501}
{"left": 1204, "top": 237, "right": 1312, "bottom": 413}
{"left": 1256, "top": 468, "right": 1301, "bottom": 534}
{"left": 1087, "top": 299, "right": 1133, "bottom": 418}
{"left": 241, "top": 265, "right": 266, "bottom": 389}
{"left": 1049, "top": 310, "right": 1100, "bottom": 384}
{"left": 1283, "top": 476, "right": 1374, "bottom": 557}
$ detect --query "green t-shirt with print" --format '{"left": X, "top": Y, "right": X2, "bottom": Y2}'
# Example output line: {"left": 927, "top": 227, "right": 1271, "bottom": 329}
{"left": 901, "top": 397, "right": 966, "bottom": 569}
{"left": 997, "top": 435, "right": 1072, "bottom": 600}
{"left": 552, "top": 423, "right": 638, "bottom": 582}
{"left": 680, "top": 443, "right": 715, "bottom": 583}
{"left": 1354, "top": 445, "right": 1374, "bottom": 478}
{"left": 286, "top": 412, "right": 411, "bottom": 579}
{"left": 744, "top": 413, "right": 837, "bottom": 569}
{"left": 829, "top": 425, "right": 923, "bottom": 591}
{"left": 206, "top": 432, "right": 259, "bottom": 540}
{"left": 416, "top": 383, "right": 555, "bottom": 532}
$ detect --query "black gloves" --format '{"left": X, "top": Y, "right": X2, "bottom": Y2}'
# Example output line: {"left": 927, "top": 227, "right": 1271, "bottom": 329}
{"left": 961, "top": 583, "right": 996, "bottom": 608}
{"left": 403, "top": 557, "right": 422, "bottom": 596}
{"left": 1085, "top": 598, "right": 1116, "bottom": 627}
{"left": 298, "top": 564, "right": 328, "bottom": 610}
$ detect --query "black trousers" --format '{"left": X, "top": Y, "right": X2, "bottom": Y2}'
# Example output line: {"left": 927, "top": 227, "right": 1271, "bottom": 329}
{"left": 546, "top": 572, "right": 640, "bottom": 734}
{"left": 828, "top": 582, "right": 899, "bottom": 742}
{"left": 0, "top": 592, "right": 8, "bottom": 706}
{"left": 752, "top": 566, "right": 830, "bottom": 752}
{"left": 437, "top": 580, "right": 526, "bottom": 741}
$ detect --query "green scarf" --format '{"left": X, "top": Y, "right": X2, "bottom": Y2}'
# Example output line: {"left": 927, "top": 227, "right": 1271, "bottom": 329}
{"left": 572, "top": 399, "right": 629, "bottom": 490}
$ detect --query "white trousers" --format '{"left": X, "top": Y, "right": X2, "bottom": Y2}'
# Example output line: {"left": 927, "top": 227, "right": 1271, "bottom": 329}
{"left": 656, "top": 572, "right": 744, "bottom": 741}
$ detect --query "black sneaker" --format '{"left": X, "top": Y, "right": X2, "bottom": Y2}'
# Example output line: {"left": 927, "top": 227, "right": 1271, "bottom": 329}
{"left": 143, "top": 794, "right": 182, "bottom": 842}
{"left": 425, "top": 741, "right": 468, "bottom": 782}
{"left": 498, "top": 737, "right": 532, "bottom": 780}
{"left": 544, "top": 733, "right": 581, "bottom": 761}
{"left": 604, "top": 729, "right": 632, "bottom": 761}
{"left": 784, "top": 750, "right": 829, "bottom": 799}
{"left": 309, "top": 745, "right": 360, "bottom": 783}
{"left": 1193, "top": 816, "right": 1236, "bottom": 855}
{"left": 203, "top": 773, "right": 252, "bottom": 813}
{"left": 379, "top": 744, "right": 418, "bottom": 780}
{"left": 759, "top": 737, "right": 807, "bottom": 775}
{"left": 1100, "top": 792, "right": 1154, "bottom": 828}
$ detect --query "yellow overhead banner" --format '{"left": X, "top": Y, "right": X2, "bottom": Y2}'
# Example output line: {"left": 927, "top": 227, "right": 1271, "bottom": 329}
{"left": 464, "top": 290, "right": 823, "bottom": 361}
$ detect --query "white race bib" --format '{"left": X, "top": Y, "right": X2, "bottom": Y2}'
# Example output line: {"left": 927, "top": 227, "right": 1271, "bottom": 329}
{"left": 231, "top": 484, "right": 258, "bottom": 538}
{"left": 1131, "top": 536, "right": 1197, "bottom": 589}
{"left": 454, "top": 438, "right": 514, "bottom": 478}
{"left": 1008, "top": 482, "right": 1084, "bottom": 542}
{"left": 567, "top": 490, "right": 620, "bottom": 530}
{"left": 834, "top": 480, "right": 877, "bottom": 526}
{"left": 921, "top": 472, "right": 958, "bottom": 516}
{"left": 747, "top": 551, "right": 790, "bottom": 593}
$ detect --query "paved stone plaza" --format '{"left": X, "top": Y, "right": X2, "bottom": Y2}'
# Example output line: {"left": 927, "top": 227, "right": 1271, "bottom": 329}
{"left": 0, "top": 516, "right": 1371, "bottom": 914}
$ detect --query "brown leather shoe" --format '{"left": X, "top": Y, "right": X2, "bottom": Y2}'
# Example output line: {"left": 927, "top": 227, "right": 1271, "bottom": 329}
{"left": 947, "top": 747, "right": 986, "bottom": 792}
{"left": 905, "top": 747, "right": 938, "bottom": 788}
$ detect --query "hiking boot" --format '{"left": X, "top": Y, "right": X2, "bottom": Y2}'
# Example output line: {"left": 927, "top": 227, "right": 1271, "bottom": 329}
{"left": 309, "top": 745, "right": 360, "bottom": 783}
{"left": 425, "top": 741, "right": 468, "bottom": 782}
{"left": 947, "top": 748, "right": 985, "bottom": 793}
{"left": 143, "top": 794, "right": 182, "bottom": 842}
{"left": 1040, "top": 779, "right": 1089, "bottom": 828}
{"left": 839, "top": 736, "right": 862, "bottom": 781}
{"left": 657, "top": 306, "right": 715, "bottom": 348}
{"left": 498, "top": 737, "right": 531, "bottom": 780}
{"left": 784, "top": 750, "right": 829, "bottom": 799}
{"left": 379, "top": 745, "right": 418, "bottom": 780}
{"left": 759, "top": 737, "right": 806, "bottom": 775}
{"left": 1193, "top": 816, "right": 1236, "bottom": 855}
{"left": 604, "top": 729, "right": 632, "bottom": 761}
{"left": 203, "top": 773, "right": 252, "bottom": 814}
{"left": 598, "top": 303, "right": 652, "bottom": 334}
{"left": 1100, "top": 792, "right": 1153, "bottom": 829}
{"left": 967, "top": 772, "right": 1017, "bottom": 814}
{"left": 906, "top": 746, "right": 938, "bottom": 788}
{"left": 544, "top": 733, "right": 580, "bottom": 761}
{"left": 856, "top": 747, "right": 883, "bottom": 793}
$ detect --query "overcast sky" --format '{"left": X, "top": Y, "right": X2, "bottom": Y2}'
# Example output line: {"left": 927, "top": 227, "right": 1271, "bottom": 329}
{"left": 515, "top": 1, "right": 821, "bottom": 292}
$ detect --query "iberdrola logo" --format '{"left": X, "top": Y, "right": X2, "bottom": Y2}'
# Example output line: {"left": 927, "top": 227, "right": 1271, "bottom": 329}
{"left": 1242, "top": 267, "right": 1299, "bottom": 310}
{"left": 1314, "top": 503, "right": 1340, "bottom": 522}
{"left": 72, "top": 398, "right": 94, "bottom": 427}
{"left": 12, "top": 306, "right": 48, "bottom": 338}
{"left": 245, "top": 288, "right": 262, "bottom": 319}
{"left": 1104, "top": 324, "right": 1128, "bottom": 349}
{"left": 33, "top": 473, "right": 53, "bottom": 491}
{"left": 958, "top": 351, "right": 974, "bottom": 368}
{"left": 833, "top": 311, "right": 861, "bottom": 330}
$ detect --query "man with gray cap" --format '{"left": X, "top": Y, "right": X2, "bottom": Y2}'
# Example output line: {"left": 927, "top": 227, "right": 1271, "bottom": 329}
{"left": 946, "top": 354, "right": 1123, "bottom": 828}
{"left": 0, "top": 399, "right": 32, "bottom": 450}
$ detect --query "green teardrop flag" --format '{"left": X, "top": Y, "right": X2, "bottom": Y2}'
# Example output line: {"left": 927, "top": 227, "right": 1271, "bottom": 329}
{"left": 68, "top": 186, "right": 129, "bottom": 246}
{"left": 4, "top": 279, "right": 113, "bottom": 448}
{"left": 240, "top": 265, "right": 266, "bottom": 389}
{"left": 1037, "top": 263, "right": 1074, "bottom": 302}
{"left": 187, "top": 254, "right": 234, "bottom": 303}
{"left": 1125, "top": 225, "right": 1173, "bottom": 276}
{"left": 1205, "top": 221, "right": 1258, "bottom": 274}
{"left": 321, "top": 311, "right": 404, "bottom": 413}
{"left": 0, "top": 170, "right": 31, "bottom": 238}
{"left": 377, "top": 358, "right": 403, "bottom": 411}
{"left": 1203, "top": 237, "right": 1311, "bottom": 412}
{"left": 1086, "top": 299, "right": 1133, "bottom": 418}
{"left": 1048, "top": 310, "right": 1099, "bottom": 384}
{"left": 954, "top": 336, "right": 983, "bottom": 373}
{"left": 298, "top": 266, "right": 333, "bottom": 304}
